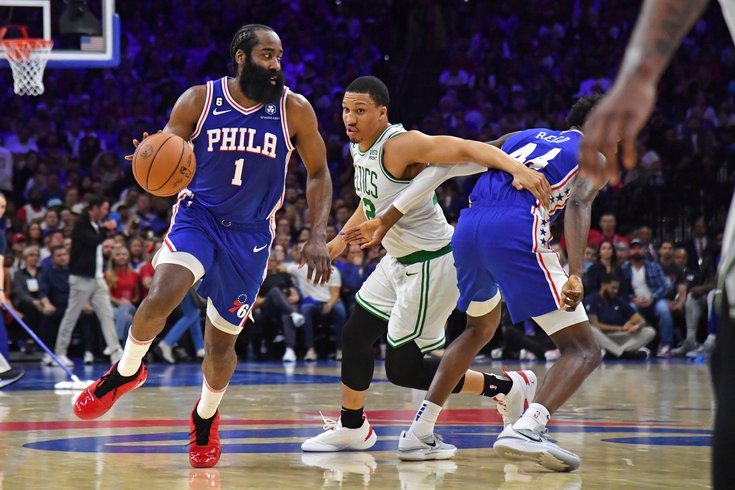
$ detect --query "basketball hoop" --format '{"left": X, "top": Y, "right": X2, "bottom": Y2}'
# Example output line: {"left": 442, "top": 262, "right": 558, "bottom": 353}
{"left": 0, "top": 25, "right": 53, "bottom": 96}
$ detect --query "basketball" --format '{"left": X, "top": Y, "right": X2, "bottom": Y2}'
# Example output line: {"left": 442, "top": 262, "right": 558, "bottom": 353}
{"left": 132, "top": 132, "right": 196, "bottom": 197}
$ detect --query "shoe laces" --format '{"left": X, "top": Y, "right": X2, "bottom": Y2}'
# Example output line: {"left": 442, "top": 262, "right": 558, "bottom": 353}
{"left": 418, "top": 432, "right": 445, "bottom": 446}
{"left": 189, "top": 413, "right": 215, "bottom": 446}
{"left": 319, "top": 411, "right": 338, "bottom": 431}
{"left": 431, "top": 433, "right": 445, "bottom": 443}
{"left": 536, "top": 427, "right": 555, "bottom": 442}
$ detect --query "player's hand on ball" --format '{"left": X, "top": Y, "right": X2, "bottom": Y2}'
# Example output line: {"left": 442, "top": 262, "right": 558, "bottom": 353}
{"left": 561, "top": 275, "right": 583, "bottom": 311}
{"left": 343, "top": 218, "right": 388, "bottom": 249}
{"left": 124, "top": 130, "right": 162, "bottom": 160}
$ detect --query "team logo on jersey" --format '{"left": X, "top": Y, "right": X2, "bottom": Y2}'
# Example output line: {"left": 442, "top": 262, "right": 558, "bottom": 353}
{"left": 369, "top": 149, "right": 378, "bottom": 160}
{"left": 265, "top": 104, "right": 277, "bottom": 115}
{"left": 229, "top": 294, "right": 251, "bottom": 319}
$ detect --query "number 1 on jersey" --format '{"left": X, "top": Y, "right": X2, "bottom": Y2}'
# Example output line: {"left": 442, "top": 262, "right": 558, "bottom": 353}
{"left": 232, "top": 158, "right": 244, "bottom": 186}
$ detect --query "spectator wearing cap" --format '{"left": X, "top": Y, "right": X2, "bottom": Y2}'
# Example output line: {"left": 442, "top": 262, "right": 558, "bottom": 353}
{"left": 615, "top": 241, "right": 631, "bottom": 264}
{"left": 9, "top": 233, "right": 27, "bottom": 274}
{"left": 54, "top": 195, "right": 123, "bottom": 364}
{"left": 620, "top": 238, "right": 674, "bottom": 357}
{"left": 46, "top": 198, "right": 63, "bottom": 210}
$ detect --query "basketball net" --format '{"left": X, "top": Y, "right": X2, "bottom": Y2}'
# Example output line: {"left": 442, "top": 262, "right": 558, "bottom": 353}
{"left": 0, "top": 26, "right": 53, "bottom": 96}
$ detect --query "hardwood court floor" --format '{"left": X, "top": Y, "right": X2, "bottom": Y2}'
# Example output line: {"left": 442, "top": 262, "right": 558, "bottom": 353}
{"left": 0, "top": 358, "right": 712, "bottom": 489}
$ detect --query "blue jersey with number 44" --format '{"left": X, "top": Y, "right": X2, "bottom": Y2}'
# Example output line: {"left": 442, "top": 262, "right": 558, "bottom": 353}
{"left": 469, "top": 128, "right": 582, "bottom": 221}
{"left": 188, "top": 77, "right": 294, "bottom": 224}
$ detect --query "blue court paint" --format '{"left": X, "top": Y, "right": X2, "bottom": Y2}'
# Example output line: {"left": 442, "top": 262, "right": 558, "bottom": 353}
{"left": 4, "top": 361, "right": 388, "bottom": 391}
{"left": 24, "top": 425, "right": 713, "bottom": 453}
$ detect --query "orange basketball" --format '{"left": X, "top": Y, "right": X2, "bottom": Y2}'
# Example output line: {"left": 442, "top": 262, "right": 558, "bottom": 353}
{"left": 132, "top": 133, "right": 196, "bottom": 197}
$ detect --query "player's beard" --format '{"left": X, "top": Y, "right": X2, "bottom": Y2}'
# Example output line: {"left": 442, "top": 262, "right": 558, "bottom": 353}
{"left": 239, "top": 57, "right": 284, "bottom": 104}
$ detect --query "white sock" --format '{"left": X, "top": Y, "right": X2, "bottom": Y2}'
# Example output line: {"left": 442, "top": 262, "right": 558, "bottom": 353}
{"left": 116, "top": 332, "right": 153, "bottom": 376}
{"left": 196, "top": 376, "right": 227, "bottom": 419}
{"left": 513, "top": 402, "right": 551, "bottom": 431}
{"left": 409, "top": 400, "right": 442, "bottom": 439}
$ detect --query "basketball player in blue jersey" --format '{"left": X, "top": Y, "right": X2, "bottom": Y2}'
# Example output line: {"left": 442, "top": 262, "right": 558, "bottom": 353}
{"left": 302, "top": 76, "right": 550, "bottom": 459}
{"left": 73, "top": 24, "right": 333, "bottom": 468}
{"left": 346, "top": 95, "right": 607, "bottom": 471}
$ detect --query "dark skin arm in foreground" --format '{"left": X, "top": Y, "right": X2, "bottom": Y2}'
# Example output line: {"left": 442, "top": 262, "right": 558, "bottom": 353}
{"left": 579, "top": 0, "right": 710, "bottom": 182}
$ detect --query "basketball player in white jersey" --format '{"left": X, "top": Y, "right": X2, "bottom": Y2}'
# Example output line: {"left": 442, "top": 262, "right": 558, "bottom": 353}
{"left": 301, "top": 76, "right": 551, "bottom": 459}
{"left": 578, "top": 2, "right": 733, "bottom": 487}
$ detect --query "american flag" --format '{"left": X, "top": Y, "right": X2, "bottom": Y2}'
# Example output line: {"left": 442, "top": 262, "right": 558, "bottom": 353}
{"left": 80, "top": 36, "right": 104, "bottom": 52}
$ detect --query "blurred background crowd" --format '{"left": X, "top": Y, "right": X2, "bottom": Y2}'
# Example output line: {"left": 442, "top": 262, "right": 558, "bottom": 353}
{"left": 0, "top": 0, "right": 733, "bottom": 366}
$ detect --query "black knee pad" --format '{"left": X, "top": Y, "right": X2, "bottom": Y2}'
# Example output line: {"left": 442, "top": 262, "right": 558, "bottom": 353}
{"left": 341, "top": 305, "right": 388, "bottom": 391}
{"left": 384, "top": 342, "right": 429, "bottom": 390}
{"left": 385, "top": 343, "right": 466, "bottom": 393}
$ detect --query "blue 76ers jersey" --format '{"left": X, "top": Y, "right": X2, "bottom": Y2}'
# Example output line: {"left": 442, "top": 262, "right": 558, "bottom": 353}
{"left": 453, "top": 128, "right": 585, "bottom": 322}
{"left": 469, "top": 128, "right": 582, "bottom": 221}
{"left": 188, "top": 77, "right": 294, "bottom": 224}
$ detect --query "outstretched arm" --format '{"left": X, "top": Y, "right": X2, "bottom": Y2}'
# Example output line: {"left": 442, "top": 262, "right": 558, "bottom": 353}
{"left": 580, "top": 0, "right": 710, "bottom": 177}
{"left": 124, "top": 85, "right": 205, "bottom": 160}
{"left": 345, "top": 132, "right": 550, "bottom": 248}
{"left": 385, "top": 131, "right": 551, "bottom": 207}
{"left": 288, "top": 92, "right": 333, "bottom": 285}
{"left": 343, "top": 162, "right": 485, "bottom": 248}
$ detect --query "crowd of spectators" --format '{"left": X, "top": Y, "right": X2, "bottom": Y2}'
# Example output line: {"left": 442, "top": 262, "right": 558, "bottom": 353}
{"left": 0, "top": 1, "right": 733, "bottom": 365}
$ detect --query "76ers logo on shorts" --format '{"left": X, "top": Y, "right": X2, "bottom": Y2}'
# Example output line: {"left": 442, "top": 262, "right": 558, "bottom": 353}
{"left": 228, "top": 294, "right": 250, "bottom": 319}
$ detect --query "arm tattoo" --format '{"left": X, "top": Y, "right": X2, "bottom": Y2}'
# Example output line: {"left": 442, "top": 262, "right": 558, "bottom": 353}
{"left": 652, "top": 0, "right": 709, "bottom": 60}
{"left": 570, "top": 175, "right": 599, "bottom": 204}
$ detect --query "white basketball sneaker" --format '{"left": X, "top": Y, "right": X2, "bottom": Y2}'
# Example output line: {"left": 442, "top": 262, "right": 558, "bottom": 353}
{"left": 493, "top": 370, "right": 537, "bottom": 426}
{"left": 397, "top": 430, "right": 457, "bottom": 461}
{"left": 493, "top": 424, "right": 581, "bottom": 472}
{"left": 301, "top": 413, "right": 377, "bottom": 452}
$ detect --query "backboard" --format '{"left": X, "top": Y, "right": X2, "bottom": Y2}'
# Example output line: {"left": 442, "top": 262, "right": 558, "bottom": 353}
{"left": 0, "top": 0, "right": 119, "bottom": 68}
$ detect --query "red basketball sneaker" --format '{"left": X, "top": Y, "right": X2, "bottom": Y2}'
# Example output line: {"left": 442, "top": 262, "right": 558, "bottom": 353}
{"left": 189, "top": 401, "right": 221, "bottom": 468}
{"left": 73, "top": 362, "right": 147, "bottom": 420}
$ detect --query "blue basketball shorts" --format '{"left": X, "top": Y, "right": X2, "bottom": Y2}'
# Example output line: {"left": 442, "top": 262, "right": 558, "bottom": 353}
{"left": 452, "top": 202, "right": 587, "bottom": 334}
{"left": 154, "top": 193, "right": 273, "bottom": 335}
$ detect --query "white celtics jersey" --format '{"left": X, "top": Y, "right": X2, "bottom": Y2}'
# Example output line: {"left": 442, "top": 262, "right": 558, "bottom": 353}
{"left": 350, "top": 123, "right": 453, "bottom": 258}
